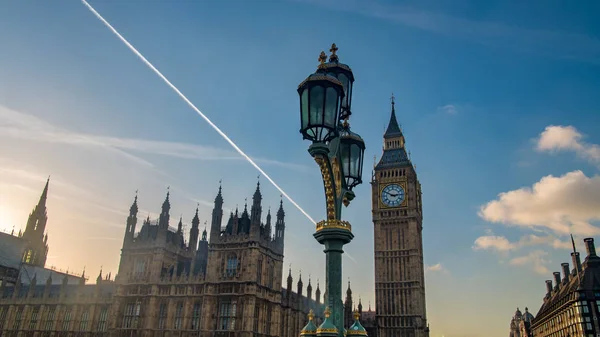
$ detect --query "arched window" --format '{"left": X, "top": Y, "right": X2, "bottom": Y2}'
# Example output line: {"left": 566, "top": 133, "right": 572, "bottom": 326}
{"left": 226, "top": 255, "right": 238, "bottom": 277}
{"left": 22, "top": 249, "right": 33, "bottom": 264}
{"left": 267, "top": 263, "right": 274, "bottom": 288}
{"left": 257, "top": 257, "right": 263, "bottom": 284}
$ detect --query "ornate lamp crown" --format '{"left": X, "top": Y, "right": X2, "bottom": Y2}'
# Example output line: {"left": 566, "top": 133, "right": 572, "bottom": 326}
{"left": 319, "top": 51, "right": 327, "bottom": 65}
{"left": 329, "top": 43, "right": 339, "bottom": 63}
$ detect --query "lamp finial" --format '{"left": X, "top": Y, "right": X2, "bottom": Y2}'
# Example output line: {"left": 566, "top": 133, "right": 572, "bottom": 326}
{"left": 319, "top": 51, "right": 327, "bottom": 65}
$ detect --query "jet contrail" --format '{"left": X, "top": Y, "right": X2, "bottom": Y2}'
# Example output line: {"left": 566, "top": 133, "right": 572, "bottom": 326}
{"left": 81, "top": 0, "right": 316, "bottom": 225}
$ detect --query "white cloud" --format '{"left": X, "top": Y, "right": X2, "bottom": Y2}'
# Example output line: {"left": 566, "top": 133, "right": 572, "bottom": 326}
{"left": 509, "top": 250, "right": 550, "bottom": 275}
{"left": 437, "top": 104, "right": 458, "bottom": 115}
{"left": 0, "top": 105, "right": 309, "bottom": 172}
{"left": 473, "top": 235, "right": 514, "bottom": 252}
{"left": 536, "top": 125, "right": 600, "bottom": 167}
{"left": 473, "top": 234, "right": 571, "bottom": 252}
{"left": 425, "top": 263, "right": 448, "bottom": 274}
{"left": 479, "top": 170, "right": 600, "bottom": 236}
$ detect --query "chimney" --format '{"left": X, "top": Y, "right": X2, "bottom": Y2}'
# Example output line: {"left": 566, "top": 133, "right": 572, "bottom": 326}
{"left": 572, "top": 252, "right": 582, "bottom": 274}
{"left": 584, "top": 238, "right": 597, "bottom": 257}
{"left": 553, "top": 272, "right": 561, "bottom": 289}
{"left": 561, "top": 263, "right": 570, "bottom": 282}
{"left": 545, "top": 280, "right": 553, "bottom": 294}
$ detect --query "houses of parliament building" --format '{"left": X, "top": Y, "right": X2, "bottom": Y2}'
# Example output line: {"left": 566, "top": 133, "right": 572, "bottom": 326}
{"left": 0, "top": 179, "right": 330, "bottom": 336}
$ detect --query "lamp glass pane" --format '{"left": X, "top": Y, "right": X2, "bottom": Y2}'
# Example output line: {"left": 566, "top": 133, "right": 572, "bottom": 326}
{"left": 324, "top": 87, "right": 339, "bottom": 128}
{"left": 309, "top": 86, "right": 324, "bottom": 126}
{"left": 338, "top": 73, "right": 349, "bottom": 108}
{"left": 350, "top": 143, "right": 360, "bottom": 178}
{"left": 341, "top": 141, "right": 350, "bottom": 180}
{"left": 301, "top": 89, "right": 309, "bottom": 129}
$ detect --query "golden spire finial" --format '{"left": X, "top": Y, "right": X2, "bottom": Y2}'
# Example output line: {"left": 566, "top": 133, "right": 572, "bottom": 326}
{"left": 330, "top": 43, "right": 338, "bottom": 55}
{"left": 329, "top": 43, "right": 339, "bottom": 62}
{"left": 319, "top": 51, "right": 327, "bottom": 65}
{"left": 308, "top": 309, "right": 315, "bottom": 321}
{"left": 324, "top": 306, "right": 331, "bottom": 318}
{"left": 353, "top": 310, "right": 360, "bottom": 321}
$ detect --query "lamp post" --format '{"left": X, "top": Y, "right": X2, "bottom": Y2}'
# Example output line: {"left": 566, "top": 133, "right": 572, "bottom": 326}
{"left": 297, "top": 44, "right": 366, "bottom": 337}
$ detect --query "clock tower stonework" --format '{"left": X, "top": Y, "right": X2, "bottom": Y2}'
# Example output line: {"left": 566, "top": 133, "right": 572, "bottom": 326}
{"left": 371, "top": 98, "right": 429, "bottom": 337}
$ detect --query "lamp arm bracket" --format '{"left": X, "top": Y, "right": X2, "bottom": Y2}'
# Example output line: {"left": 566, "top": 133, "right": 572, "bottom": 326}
{"left": 308, "top": 141, "right": 346, "bottom": 221}
{"left": 328, "top": 138, "right": 353, "bottom": 208}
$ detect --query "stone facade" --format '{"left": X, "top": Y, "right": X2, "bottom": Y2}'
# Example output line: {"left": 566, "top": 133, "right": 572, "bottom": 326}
{"left": 509, "top": 307, "right": 533, "bottom": 337}
{"left": 0, "top": 181, "right": 325, "bottom": 336}
{"left": 531, "top": 237, "right": 600, "bottom": 337}
{"left": 371, "top": 99, "right": 429, "bottom": 337}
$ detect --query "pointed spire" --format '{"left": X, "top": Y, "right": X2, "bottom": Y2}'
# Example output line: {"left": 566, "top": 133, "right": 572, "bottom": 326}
{"left": 202, "top": 222, "right": 208, "bottom": 241}
{"left": 215, "top": 180, "right": 223, "bottom": 205}
{"left": 287, "top": 264, "right": 293, "bottom": 290}
{"left": 192, "top": 205, "right": 200, "bottom": 226}
{"left": 130, "top": 190, "right": 139, "bottom": 214}
{"left": 37, "top": 176, "right": 50, "bottom": 210}
{"left": 384, "top": 93, "right": 403, "bottom": 139}
{"left": 297, "top": 270, "right": 303, "bottom": 295}
{"left": 253, "top": 176, "right": 262, "bottom": 200}
{"left": 315, "top": 278, "right": 321, "bottom": 303}
{"left": 265, "top": 207, "right": 272, "bottom": 237}
{"left": 277, "top": 196, "right": 285, "bottom": 217}
{"left": 162, "top": 187, "right": 171, "bottom": 211}
{"left": 45, "top": 273, "right": 52, "bottom": 286}
{"left": 177, "top": 216, "right": 183, "bottom": 233}
{"left": 97, "top": 267, "right": 103, "bottom": 284}
{"left": 79, "top": 267, "right": 86, "bottom": 286}
{"left": 241, "top": 199, "right": 250, "bottom": 220}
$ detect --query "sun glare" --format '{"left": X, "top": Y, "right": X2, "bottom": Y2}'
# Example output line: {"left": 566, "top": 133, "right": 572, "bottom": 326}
{"left": 0, "top": 205, "right": 16, "bottom": 233}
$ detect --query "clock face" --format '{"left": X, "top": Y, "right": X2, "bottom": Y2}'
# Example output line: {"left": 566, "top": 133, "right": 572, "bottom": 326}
{"left": 381, "top": 184, "right": 405, "bottom": 207}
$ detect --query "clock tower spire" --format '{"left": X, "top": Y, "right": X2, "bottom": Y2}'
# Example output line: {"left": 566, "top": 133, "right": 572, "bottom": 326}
{"left": 371, "top": 96, "right": 429, "bottom": 337}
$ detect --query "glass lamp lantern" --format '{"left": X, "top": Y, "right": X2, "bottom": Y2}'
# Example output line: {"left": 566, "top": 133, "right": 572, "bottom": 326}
{"left": 322, "top": 43, "right": 355, "bottom": 121}
{"left": 298, "top": 70, "right": 345, "bottom": 143}
{"left": 339, "top": 127, "right": 366, "bottom": 190}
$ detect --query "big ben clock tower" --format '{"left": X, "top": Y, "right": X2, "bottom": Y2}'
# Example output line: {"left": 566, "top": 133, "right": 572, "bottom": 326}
{"left": 372, "top": 96, "right": 429, "bottom": 337}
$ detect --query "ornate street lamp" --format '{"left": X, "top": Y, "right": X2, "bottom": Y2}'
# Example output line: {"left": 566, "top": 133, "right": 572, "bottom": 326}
{"left": 298, "top": 44, "right": 367, "bottom": 337}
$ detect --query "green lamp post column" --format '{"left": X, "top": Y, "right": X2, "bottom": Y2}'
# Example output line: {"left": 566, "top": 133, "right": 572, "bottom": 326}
{"left": 298, "top": 44, "right": 366, "bottom": 337}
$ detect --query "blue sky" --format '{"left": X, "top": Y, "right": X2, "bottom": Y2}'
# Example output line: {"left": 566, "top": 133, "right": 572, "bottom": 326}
{"left": 1, "top": 1, "right": 600, "bottom": 336}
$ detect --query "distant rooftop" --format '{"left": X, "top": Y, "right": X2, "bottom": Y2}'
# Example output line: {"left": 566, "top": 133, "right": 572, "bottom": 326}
{"left": 0, "top": 231, "right": 27, "bottom": 270}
